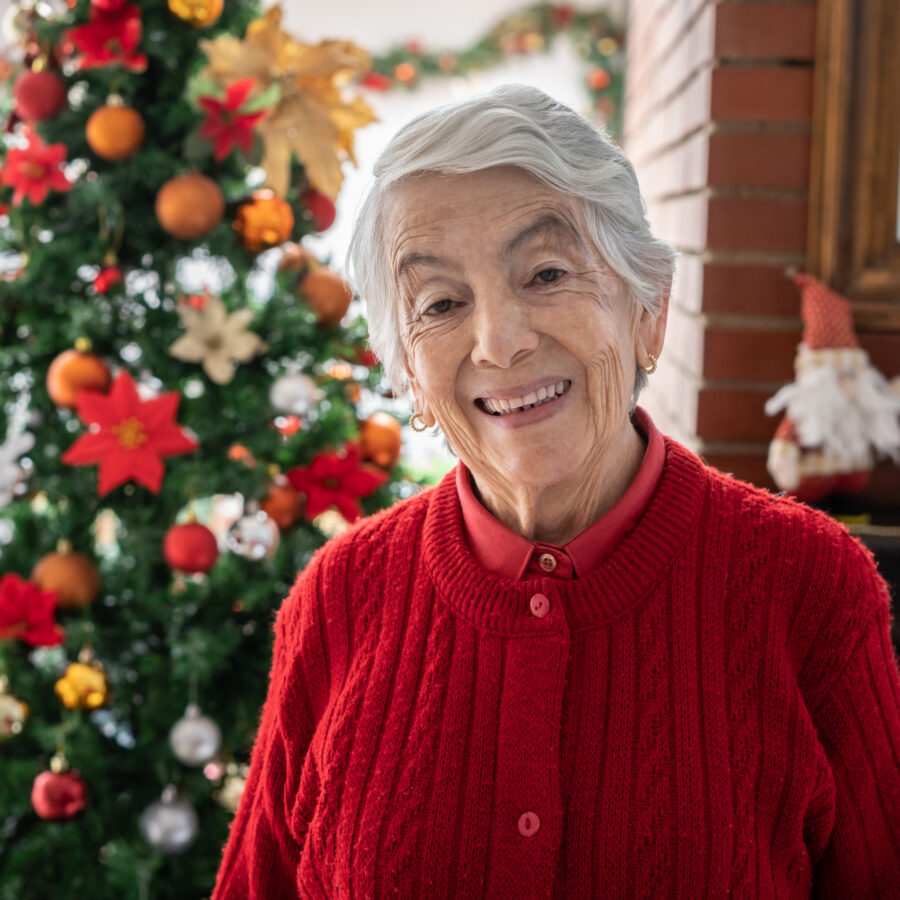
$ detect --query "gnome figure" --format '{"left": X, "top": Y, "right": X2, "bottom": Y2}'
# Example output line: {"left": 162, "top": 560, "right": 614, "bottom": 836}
{"left": 765, "top": 273, "right": 900, "bottom": 504}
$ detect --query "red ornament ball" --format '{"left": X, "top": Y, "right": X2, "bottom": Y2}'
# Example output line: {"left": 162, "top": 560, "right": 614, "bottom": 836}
{"left": 163, "top": 522, "right": 219, "bottom": 574}
{"left": 13, "top": 70, "right": 67, "bottom": 122}
{"left": 31, "top": 770, "right": 88, "bottom": 820}
{"left": 302, "top": 188, "right": 336, "bottom": 232}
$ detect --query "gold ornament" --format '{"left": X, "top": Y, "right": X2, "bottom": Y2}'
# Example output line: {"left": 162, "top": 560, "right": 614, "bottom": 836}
{"left": 198, "top": 5, "right": 375, "bottom": 199}
{"left": 640, "top": 353, "right": 658, "bottom": 375}
{"left": 55, "top": 661, "right": 109, "bottom": 710}
{"left": 169, "top": 292, "right": 267, "bottom": 385}
{"left": 0, "top": 676, "right": 28, "bottom": 741}
{"left": 232, "top": 189, "right": 294, "bottom": 252}
{"left": 168, "top": 0, "right": 223, "bottom": 27}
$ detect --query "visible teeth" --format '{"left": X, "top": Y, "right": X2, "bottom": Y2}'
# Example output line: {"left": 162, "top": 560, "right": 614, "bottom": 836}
{"left": 480, "top": 380, "right": 569, "bottom": 415}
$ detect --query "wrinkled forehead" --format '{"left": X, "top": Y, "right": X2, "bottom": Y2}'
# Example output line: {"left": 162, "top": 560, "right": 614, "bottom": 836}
{"left": 381, "top": 167, "right": 589, "bottom": 273}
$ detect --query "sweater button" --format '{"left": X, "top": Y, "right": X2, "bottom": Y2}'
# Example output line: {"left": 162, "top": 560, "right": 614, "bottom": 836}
{"left": 538, "top": 552, "right": 557, "bottom": 572}
{"left": 529, "top": 594, "right": 550, "bottom": 618}
{"left": 518, "top": 811, "right": 540, "bottom": 837}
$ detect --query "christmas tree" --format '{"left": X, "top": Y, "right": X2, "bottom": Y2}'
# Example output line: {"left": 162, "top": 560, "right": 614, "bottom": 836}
{"left": 0, "top": 2, "right": 413, "bottom": 897}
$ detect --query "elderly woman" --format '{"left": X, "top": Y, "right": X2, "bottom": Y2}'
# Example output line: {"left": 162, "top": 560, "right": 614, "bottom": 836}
{"left": 213, "top": 85, "right": 900, "bottom": 899}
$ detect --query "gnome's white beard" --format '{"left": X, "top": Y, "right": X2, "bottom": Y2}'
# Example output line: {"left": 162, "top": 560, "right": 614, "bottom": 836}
{"left": 765, "top": 347, "right": 900, "bottom": 463}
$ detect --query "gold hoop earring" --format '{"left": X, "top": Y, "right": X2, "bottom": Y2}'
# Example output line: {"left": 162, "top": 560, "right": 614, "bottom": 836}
{"left": 640, "top": 353, "right": 658, "bottom": 376}
{"left": 409, "top": 413, "right": 428, "bottom": 432}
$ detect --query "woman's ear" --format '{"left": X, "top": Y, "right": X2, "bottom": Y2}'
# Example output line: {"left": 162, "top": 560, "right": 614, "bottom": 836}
{"left": 636, "top": 293, "right": 669, "bottom": 364}
{"left": 402, "top": 361, "right": 437, "bottom": 428}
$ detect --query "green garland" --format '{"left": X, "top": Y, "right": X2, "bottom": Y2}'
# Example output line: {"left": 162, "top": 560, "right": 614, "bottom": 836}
{"left": 363, "top": 1, "right": 626, "bottom": 139}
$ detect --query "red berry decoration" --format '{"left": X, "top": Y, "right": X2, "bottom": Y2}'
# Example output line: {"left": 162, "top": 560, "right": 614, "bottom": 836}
{"left": 163, "top": 522, "right": 219, "bottom": 574}
{"left": 31, "top": 770, "right": 89, "bottom": 820}
{"left": 302, "top": 188, "right": 336, "bottom": 232}
{"left": 13, "top": 70, "right": 67, "bottom": 122}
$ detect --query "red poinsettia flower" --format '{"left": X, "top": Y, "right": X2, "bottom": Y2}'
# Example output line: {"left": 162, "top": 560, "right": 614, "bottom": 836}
{"left": 93, "top": 266, "right": 122, "bottom": 293}
{"left": 0, "top": 203, "right": 8, "bottom": 218}
{"left": 197, "top": 78, "right": 269, "bottom": 161}
{"left": 66, "top": 3, "right": 148, "bottom": 72}
{"left": 0, "top": 130, "right": 73, "bottom": 207}
{"left": 286, "top": 442, "right": 388, "bottom": 523}
{"left": 61, "top": 369, "right": 199, "bottom": 496}
{"left": 0, "top": 573, "right": 65, "bottom": 647}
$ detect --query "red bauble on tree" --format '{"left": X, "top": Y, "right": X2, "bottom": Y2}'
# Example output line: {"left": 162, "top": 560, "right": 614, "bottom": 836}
{"left": 91, "top": 0, "right": 129, "bottom": 12}
{"left": 31, "top": 769, "right": 89, "bottom": 821}
{"left": 13, "top": 70, "right": 67, "bottom": 122}
{"left": 302, "top": 188, "right": 336, "bottom": 232}
{"left": 163, "top": 522, "right": 219, "bottom": 574}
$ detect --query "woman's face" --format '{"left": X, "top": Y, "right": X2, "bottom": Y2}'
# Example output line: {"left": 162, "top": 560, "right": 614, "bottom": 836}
{"left": 387, "top": 166, "right": 664, "bottom": 492}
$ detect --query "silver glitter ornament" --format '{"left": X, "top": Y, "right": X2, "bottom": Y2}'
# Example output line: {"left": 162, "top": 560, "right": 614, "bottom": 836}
{"left": 226, "top": 510, "right": 280, "bottom": 560}
{"left": 269, "top": 373, "right": 323, "bottom": 416}
{"left": 169, "top": 703, "right": 221, "bottom": 766}
{"left": 139, "top": 785, "right": 199, "bottom": 854}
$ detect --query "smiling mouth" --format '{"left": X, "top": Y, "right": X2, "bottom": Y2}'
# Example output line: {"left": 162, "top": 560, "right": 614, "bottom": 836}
{"left": 476, "top": 380, "right": 571, "bottom": 416}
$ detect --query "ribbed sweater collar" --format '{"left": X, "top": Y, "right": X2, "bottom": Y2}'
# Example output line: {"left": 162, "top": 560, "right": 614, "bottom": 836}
{"left": 422, "top": 438, "right": 710, "bottom": 634}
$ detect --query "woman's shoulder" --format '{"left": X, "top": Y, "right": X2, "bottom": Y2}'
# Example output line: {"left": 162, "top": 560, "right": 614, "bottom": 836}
{"left": 677, "top": 439, "right": 888, "bottom": 608}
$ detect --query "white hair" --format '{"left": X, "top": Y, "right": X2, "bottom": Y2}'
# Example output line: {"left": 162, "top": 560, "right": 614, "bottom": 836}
{"left": 346, "top": 83, "right": 676, "bottom": 407}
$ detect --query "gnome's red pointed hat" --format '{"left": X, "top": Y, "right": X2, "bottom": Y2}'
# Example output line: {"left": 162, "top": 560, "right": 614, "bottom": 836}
{"left": 795, "top": 272, "right": 859, "bottom": 350}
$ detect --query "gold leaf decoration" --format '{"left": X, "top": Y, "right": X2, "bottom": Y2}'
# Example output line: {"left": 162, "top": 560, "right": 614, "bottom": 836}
{"left": 198, "top": 6, "right": 376, "bottom": 199}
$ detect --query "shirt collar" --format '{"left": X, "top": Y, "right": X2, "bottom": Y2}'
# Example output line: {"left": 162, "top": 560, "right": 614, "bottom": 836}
{"left": 456, "top": 406, "right": 665, "bottom": 580}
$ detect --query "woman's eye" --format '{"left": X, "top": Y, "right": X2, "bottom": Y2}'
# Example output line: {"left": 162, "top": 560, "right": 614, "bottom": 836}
{"left": 426, "top": 298, "right": 455, "bottom": 315}
{"left": 534, "top": 268, "right": 565, "bottom": 284}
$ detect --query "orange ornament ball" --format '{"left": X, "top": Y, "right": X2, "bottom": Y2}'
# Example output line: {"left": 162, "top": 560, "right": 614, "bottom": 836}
{"left": 277, "top": 242, "right": 316, "bottom": 275}
{"left": 359, "top": 412, "right": 403, "bottom": 469}
{"left": 31, "top": 550, "right": 101, "bottom": 611}
{"left": 233, "top": 189, "right": 294, "bottom": 252}
{"left": 155, "top": 173, "right": 225, "bottom": 241}
{"left": 86, "top": 104, "right": 145, "bottom": 161}
{"left": 299, "top": 266, "right": 353, "bottom": 327}
{"left": 167, "top": 0, "right": 223, "bottom": 27}
{"left": 260, "top": 480, "right": 304, "bottom": 531}
{"left": 587, "top": 67, "right": 611, "bottom": 91}
{"left": 46, "top": 349, "right": 111, "bottom": 409}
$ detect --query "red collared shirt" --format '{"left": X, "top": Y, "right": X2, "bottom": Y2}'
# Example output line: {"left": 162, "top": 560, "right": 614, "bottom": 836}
{"left": 456, "top": 406, "right": 665, "bottom": 581}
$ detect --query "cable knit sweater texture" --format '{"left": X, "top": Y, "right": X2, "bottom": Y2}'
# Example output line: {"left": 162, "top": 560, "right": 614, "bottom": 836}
{"left": 212, "top": 437, "right": 900, "bottom": 899}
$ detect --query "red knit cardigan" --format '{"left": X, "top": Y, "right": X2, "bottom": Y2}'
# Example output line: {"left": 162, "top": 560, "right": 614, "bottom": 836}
{"left": 212, "top": 438, "right": 900, "bottom": 899}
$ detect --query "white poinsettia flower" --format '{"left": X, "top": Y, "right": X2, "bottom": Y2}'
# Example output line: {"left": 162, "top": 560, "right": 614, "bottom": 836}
{"left": 169, "top": 294, "right": 268, "bottom": 385}
{"left": 0, "top": 431, "right": 35, "bottom": 510}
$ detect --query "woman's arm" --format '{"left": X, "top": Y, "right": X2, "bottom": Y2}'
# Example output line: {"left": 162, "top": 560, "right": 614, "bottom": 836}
{"left": 811, "top": 593, "right": 900, "bottom": 898}
{"left": 212, "top": 566, "right": 324, "bottom": 900}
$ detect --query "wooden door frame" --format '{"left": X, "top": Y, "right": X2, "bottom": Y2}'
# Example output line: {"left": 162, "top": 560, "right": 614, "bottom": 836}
{"left": 807, "top": 0, "right": 900, "bottom": 331}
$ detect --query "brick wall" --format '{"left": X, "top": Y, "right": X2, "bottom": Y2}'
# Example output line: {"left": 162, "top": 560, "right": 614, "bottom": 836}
{"left": 624, "top": 0, "right": 900, "bottom": 501}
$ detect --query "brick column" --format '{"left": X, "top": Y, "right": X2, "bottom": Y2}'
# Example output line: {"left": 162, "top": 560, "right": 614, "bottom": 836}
{"left": 624, "top": 0, "right": 817, "bottom": 488}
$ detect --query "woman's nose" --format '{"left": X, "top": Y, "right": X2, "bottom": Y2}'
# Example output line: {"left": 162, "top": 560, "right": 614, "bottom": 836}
{"left": 470, "top": 291, "right": 539, "bottom": 369}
